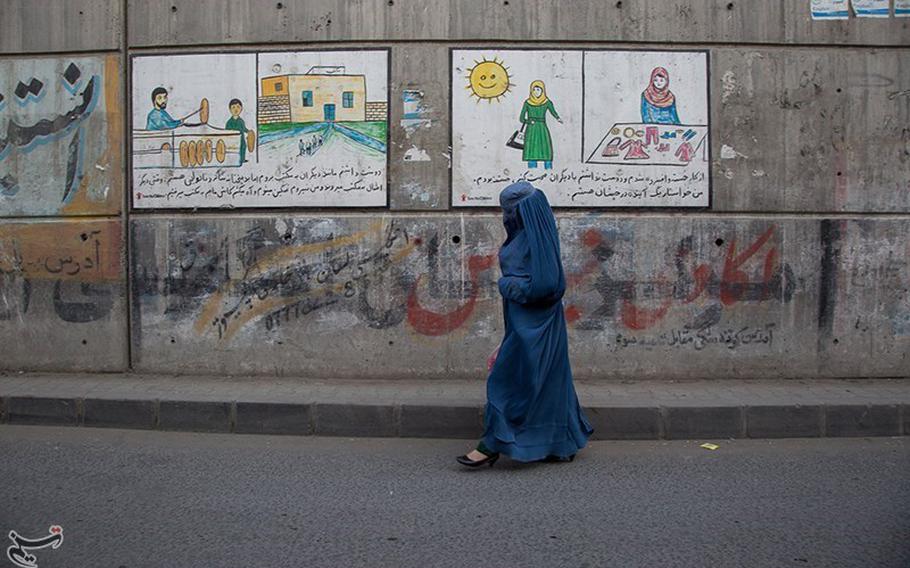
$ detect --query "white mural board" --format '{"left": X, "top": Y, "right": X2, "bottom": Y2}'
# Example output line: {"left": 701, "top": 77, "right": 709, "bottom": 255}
{"left": 131, "top": 50, "right": 388, "bottom": 209}
{"left": 452, "top": 49, "right": 710, "bottom": 208}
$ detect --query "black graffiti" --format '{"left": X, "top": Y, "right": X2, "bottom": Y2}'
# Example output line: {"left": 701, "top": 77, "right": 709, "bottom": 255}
{"left": 62, "top": 125, "right": 84, "bottom": 202}
{"left": 263, "top": 294, "right": 340, "bottom": 332}
{"left": 357, "top": 268, "right": 411, "bottom": 330}
{"left": 615, "top": 323, "right": 776, "bottom": 351}
{"left": 236, "top": 226, "right": 267, "bottom": 271}
{"left": 0, "top": 75, "right": 97, "bottom": 156}
{"left": 14, "top": 78, "right": 44, "bottom": 100}
{"left": 52, "top": 281, "right": 113, "bottom": 323}
{"left": 0, "top": 230, "right": 111, "bottom": 324}
{"left": 574, "top": 233, "right": 796, "bottom": 331}
{"left": 817, "top": 219, "right": 842, "bottom": 339}
{"left": 0, "top": 174, "right": 19, "bottom": 197}
{"left": 63, "top": 63, "right": 82, "bottom": 86}
{"left": 202, "top": 220, "right": 413, "bottom": 338}
{"left": 149, "top": 236, "right": 229, "bottom": 317}
{"left": 419, "top": 231, "right": 491, "bottom": 302}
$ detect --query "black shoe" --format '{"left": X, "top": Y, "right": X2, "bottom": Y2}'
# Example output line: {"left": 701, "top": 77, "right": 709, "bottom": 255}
{"left": 456, "top": 452, "right": 500, "bottom": 468}
{"left": 541, "top": 454, "right": 575, "bottom": 463}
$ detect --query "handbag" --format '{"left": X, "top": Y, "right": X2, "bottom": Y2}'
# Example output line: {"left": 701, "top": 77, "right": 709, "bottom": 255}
{"left": 506, "top": 123, "right": 526, "bottom": 150}
{"left": 601, "top": 136, "right": 622, "bottom": 157}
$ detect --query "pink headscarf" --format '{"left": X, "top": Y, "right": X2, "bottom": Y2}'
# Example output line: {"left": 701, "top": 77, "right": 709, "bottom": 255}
{"left": 643, "top": 67, "right": 675, "bottom": 108}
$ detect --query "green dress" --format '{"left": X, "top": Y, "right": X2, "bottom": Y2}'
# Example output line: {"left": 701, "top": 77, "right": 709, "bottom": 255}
{"left": 520, "top": 100, "right": 559, "bottom": 162}
{"left": 225, "top": 116, "right": 247, "bottom": 164}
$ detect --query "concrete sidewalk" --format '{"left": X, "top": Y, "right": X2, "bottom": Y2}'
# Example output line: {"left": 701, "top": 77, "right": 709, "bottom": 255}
{"left": 0, "top": 373, "right": 907, "bottom": 440}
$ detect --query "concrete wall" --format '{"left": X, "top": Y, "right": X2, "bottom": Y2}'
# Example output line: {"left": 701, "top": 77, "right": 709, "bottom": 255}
{"left": 2, "top": 0, "right": 909, "bottom": 378}
{"left": 127, "top": 0, "right": 908, "bottom": 47}
{"left": 0, "top": 0, "right": 122, "bottom": 54}
{"left": 0, "top": 51, "right": 126, "bottom": 372}
{"left": 129, "top": 214, "right": 909, "bottom": 378}
{"left": 0, "top": 219, "right": 127, "bottom": 371}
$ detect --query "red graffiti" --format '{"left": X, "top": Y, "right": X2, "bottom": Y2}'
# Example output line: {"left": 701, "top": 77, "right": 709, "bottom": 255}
{"left": 571, "top": 225, "right": 785, "bottom": 331}
{"left": 567, "top": 230, "right": 604, "bottom": 288}
{"left": 581, "top": 228, "right": 602, "bottom": 248}
{"left": 621, "top": 276, "right": 674, "bottom": 330}
{"left": 407, "top": 226, "right": 785, "bottom": 336}
{"left": 564, "top": 304, "right": 582, "bottom": 324}
{"left": 719, "top": 227, "right": 776, "bottom": 306}
{"left": 628, "top": 226, "right": 779, "bottom": 329}
{"left": 562, "top": 229, "right": 607, "bottom": 323}
{"left": 406, "top": 254, "right": 495, "bottom": 336}
{"left": 683, "top": 263, "right": 712, "bottom": 304}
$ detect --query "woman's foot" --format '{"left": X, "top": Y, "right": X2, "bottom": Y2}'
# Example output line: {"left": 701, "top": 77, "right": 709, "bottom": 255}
{"left": 456, "top": 442, "right": 500, "bottom": 467}
{"left": 465, "top": 449, "right": 489, "bottom": 461}
{"left": 456, "top": 451, "right": 499, "bottom": 467}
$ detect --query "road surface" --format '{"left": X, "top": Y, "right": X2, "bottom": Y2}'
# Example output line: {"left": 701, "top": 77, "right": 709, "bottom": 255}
{"left": 1, "top": 425, "right": 907, "bottom": 567}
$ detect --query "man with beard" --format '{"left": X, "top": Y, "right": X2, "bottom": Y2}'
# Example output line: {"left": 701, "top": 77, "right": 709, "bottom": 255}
{"left": 146, "top": 87, "right": 183, "bottom": 131}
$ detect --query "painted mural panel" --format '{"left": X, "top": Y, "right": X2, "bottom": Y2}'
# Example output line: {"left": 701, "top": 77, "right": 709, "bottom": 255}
{"left": 452, "top": 49, "right": 710, "bottom": 207}
{"left": 0, "top": 218, "right": 127, "bottom": 371}
{"left": 131, "top": 50, "right": 389, "bottom": 209}
{"left": 0, "top": 54, "right": 122, "bottom": 217}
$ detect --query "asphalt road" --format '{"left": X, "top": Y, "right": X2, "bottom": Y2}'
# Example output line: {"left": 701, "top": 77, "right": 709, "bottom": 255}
{"left": 1, "top": 425, "right": 908, "bottom": 568}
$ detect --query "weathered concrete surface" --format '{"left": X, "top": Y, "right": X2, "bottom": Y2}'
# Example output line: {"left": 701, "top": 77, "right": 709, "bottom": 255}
{"left": 391, "top": 45, "right": 910, "bottom": 212}
{"left": 712, "top": 48, "right": 910, "bottom": 212}
{"left": 816, "top": 218, "right": 910, "bottom": 376}
{"left": 0, "top": 0, "right": 122, "bottom": 54}
{"left": 0, "top": 54, "right": 123, "bottom": 217}
{"left": 130, "top": 214, "right": 909, "bottom": 379}
{"left": 389, "top": 45, "right": 448, "bottom": 210}
{"left": 126, "top": 0, "right": 910, "bottom": 47}
{"left": 0, "top": 219, "right": 127, "bottom": 371}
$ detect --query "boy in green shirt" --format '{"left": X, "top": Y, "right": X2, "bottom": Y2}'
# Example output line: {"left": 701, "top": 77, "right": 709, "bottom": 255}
{"left": 225, "top": 98, "right": 249, "bottom": 164}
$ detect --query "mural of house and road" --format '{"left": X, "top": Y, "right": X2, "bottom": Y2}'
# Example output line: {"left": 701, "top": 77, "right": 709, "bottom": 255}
{"left": 130, "top": 50, "right": 388, "bottom": 209}
{"left": 257, "top": 65, "right": 388, "bottom": 157}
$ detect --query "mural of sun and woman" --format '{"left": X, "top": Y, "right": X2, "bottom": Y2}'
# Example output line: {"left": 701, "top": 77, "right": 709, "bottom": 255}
{"left": 452, "top": 49, "right": 709, "bottom": 207}
{"left": 466, "top": 58, "right": 562, "bottom": 170}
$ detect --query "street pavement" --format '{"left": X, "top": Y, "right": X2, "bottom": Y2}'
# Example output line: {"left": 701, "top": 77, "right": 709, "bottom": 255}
{"left": 0, "top": 425, "right": 907, "bottom": 568}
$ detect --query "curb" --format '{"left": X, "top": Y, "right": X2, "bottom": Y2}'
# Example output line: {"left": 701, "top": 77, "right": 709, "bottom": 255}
{"left": 1, "top": 396, "right": 907, "bottom": 440}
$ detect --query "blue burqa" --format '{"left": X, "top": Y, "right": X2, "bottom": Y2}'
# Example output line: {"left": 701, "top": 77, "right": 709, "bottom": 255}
{"left": 481, "top": 181, "right": 594, "bottom": 461}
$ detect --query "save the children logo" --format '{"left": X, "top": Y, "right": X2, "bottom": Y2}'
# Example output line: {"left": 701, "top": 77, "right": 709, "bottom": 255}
{"left": 6, "top": 526, "right": 63, "bottom": 568}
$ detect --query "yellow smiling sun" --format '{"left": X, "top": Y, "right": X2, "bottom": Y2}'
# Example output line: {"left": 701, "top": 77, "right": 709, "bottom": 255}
{"left": 466, "top": 57, "right": 514, "bottom": 103}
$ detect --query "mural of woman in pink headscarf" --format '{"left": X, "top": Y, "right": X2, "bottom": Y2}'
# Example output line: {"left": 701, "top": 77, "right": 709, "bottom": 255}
{"left": 640, "top": 66, "right": 681, "bottom": 125}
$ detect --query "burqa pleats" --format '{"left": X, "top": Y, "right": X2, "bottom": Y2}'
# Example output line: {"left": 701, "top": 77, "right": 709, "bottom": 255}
{"left": 481, "top": 182, "right": 594, "bottom": 462}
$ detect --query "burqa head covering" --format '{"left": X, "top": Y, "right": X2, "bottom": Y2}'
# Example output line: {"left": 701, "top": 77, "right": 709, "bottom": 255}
{"left": 498, "top": 181, "right": 566, "bottom": 304}
{"left": 500, "top": 180, "right": 534, "bottom": 239}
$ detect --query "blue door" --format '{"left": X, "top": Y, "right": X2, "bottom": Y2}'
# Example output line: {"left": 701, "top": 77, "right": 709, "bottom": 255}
{"left": 323, "top": 104, "right": 336, "bottom": 122}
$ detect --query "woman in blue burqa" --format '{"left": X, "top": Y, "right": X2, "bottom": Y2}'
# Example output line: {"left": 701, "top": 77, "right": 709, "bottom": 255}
{"left": 457, "top": 181, "right": 593, "bottom": 467}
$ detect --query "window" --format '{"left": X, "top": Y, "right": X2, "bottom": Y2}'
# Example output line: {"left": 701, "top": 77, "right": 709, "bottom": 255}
{"left": 274, "top": 83, "right": 283, "bottom": 92}
{"left": 302, "top": 91, "right": 313, "bottom": 107}
{"left": 343, "top": 91, "right": 354, "bottom": 108}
